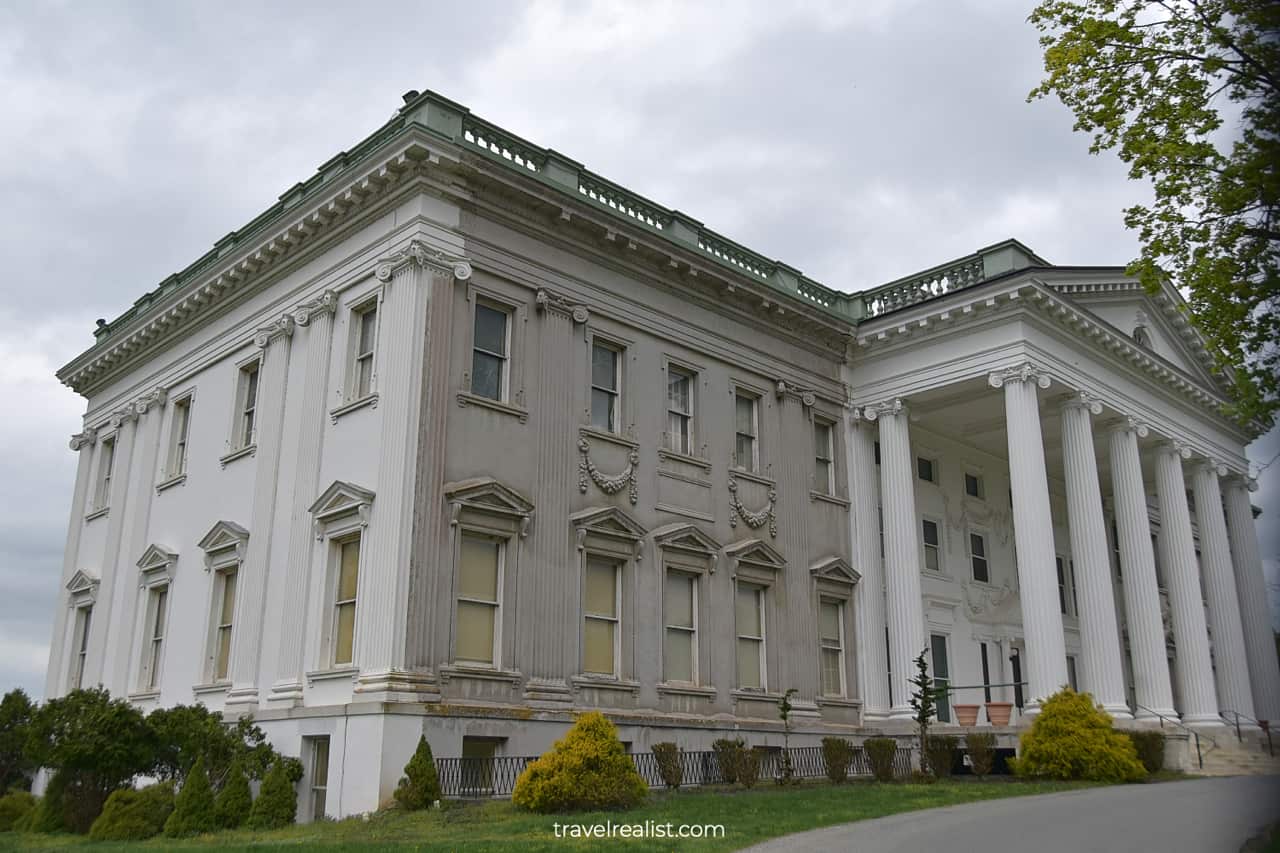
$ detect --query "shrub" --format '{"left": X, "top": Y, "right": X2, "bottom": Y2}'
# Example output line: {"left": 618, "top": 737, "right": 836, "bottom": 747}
{"left": 246, "top": 760, "right": 298, "bottom": 829}
{"left": 712, "top": 738, "right": 746, "bottom": 784}
{"left": 164, "top": 756, "right": 217, "bottom": 837}
{"left": 0, "top": 689, "right": 36, "bottom": 792}
{"left": 864, "top": 738, "right": 898, "bottom": 782}
{"left": 0, "top": 789, "right": 36, "bottom": 831}
{"left": 512, "top": 712, "right": 648, "bottom": 813}
{"left": 925, "top": 735, "right": 958, "bottom": 778}
{"left": 27, "top": 770, "right": 69, "bottom": 833}
{"left": 1125, "top": 731, "right": 1165, "bottom": 775}
{"left": 1013, "top": 688, "right": 1145, "bottom": 783}
{"left": 214, "top": 759, "right": 252, "bottom": 829}
{"left": 651, "top": 743, "right": 683, "bottom": 790}
{"left": 739, "top": 748, "right": 762, "bottom": 789}
{"left": 89, "top": 782, "right": 174, "bottom": 841}
{"left": 393, "top": 736, "right": 441, "bottom": 811}
{"left": 822, "top": 738, "right": 854, "bottom": 783}
{"left": 148, "top": 706, "right": 278, "bottom": 789}
{"left": 965, "top": 732, "right": 996, "bottom": 778}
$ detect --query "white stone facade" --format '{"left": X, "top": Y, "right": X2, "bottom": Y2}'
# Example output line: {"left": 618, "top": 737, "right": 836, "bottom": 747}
{"left": 46, "top": 91, "right": 1279, "bottom": 817}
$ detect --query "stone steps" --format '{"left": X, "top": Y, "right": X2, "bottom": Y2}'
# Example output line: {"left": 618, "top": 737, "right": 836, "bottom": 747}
{"left": 1195, "top": 740, "right": 1280, "bottom": 776}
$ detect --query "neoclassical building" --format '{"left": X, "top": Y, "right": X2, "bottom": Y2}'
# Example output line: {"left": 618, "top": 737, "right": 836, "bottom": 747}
{"left": 48, "top": 90, "right": 1279, "bottom": 815}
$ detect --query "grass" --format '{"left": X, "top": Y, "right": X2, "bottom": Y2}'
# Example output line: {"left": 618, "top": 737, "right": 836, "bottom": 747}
{"left": 0, "top": 777, "right": 1102, "bottom": 852}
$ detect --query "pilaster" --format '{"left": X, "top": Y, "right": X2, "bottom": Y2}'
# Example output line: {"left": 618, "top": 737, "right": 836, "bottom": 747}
{"left": 45, "top": 431, "right": 99, "bottom": 699}
{"left": 85, "top": 409, "right": 138, "bottom": 690}
{"left": 1223, "top": 476, "right": 1280, "bottom": 721}
{"left": 846, "top": 410, "right": 889, "bottom": 720}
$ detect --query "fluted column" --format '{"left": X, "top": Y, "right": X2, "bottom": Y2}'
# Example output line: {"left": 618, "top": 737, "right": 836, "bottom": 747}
{"left": 45, "top": 430, "right": 99, "bottom": 699}
{"left": 226, "top": 317, "right": 294, "bottom": 709}
{"left": 865, "top": 399, "right": 923, "bottom": 720}
{"left": 1059, "top": 393, "right": 1129, "bottom": 717}
{"left": 1191, "top": 462, "right": 1255, "bottom": 723}
{"left": 848, "top": 411, "right": 889, "bottom": 720}
{"left": 268, "top": 292, "right": 336, "bottom": 705}
{"left": 1153, "top": 442, "right": 1219, "bottom": 727}
{"left": 1223, "top": 476, "right": 1280, "bottom": 721}
{"left": 1107, "top": 420, "right": 1176, "bottom": 719}
{"left": 990, "top": 364, "right": 1067, "bottom": 713}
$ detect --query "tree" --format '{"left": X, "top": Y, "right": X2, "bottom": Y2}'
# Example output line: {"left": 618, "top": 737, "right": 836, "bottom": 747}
{"left": 908, "top": 649, "right": 941, "bottom": 775}
{"left": 775, "top": 688, "right": 798, "bottom": 785}
{"left": 1029, "top": 0, "right": 1280, "bottom": 426}
{"left": 246, "top": 760, "right": 298, "bottom": 830}
{"left": 214, "top": 759, "right": 252, "bottom": 829}
{"left": 148, "top": 705, "right": 276, "bottom": 790}
{"left": 393, "top": 736, "right": 441, "bottom": 811}
{"left": 164, "top": 756, "right": 217, "bottom": 837}
{"left": 0, "top": 688, "right": 35, "bottom": 791}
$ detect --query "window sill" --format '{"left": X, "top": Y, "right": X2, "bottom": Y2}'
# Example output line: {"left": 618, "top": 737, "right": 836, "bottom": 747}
{"left": 191, "top": 681, "right": 230, "bottom": 696}
{"left": 656, "top": 682, "right": 716, "bottom": 698}
{"left": 816, "top": 696, "right": 862, "bottom": 709}
{"left": 329, "top": 393, "right": 379, "bottom": 423}
{"left": 579, "top": 425, "right": 638, "bottom": 449}
{"left": 809, "top": 490, "right": 849, "bottom": 509}
{"left": 456, "top": 391, "right": 528, "bottom": 423}
{"left": 658, "top": 448, "right": 712, "bottom": 471}
{"left": 127, "top": 689, "right": 161, "bottom": 701}
{"left": 155, "top": 473, "right": 187, "bottom": 494}
{"left": 219, "top": 445, "right": 256, "bottom": 467}
{"left": 731, "top": 469, "right": 775, "bottom": 488}
{"left": 84, "top": 506, "right": 109, "bottom": 522}
{"left": 440, "top": 664, "right": 522, "bottom": 685}
{"left": 731, "top": 688, "right": 782, "bottom": 701}
{"left": 305, "top": 667, "right": 358, "bottom": 685}
{"left": 571, "top": 675, "right": 640, "bottom": 694}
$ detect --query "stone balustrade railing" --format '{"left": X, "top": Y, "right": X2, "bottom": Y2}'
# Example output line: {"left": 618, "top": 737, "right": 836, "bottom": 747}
{"left": 861, "top": 254, "right": 987, "bottom": 318}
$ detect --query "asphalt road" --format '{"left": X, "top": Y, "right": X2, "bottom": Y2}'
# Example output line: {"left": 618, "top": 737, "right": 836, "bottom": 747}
{"left": 742, "top": 776, "right": 1280, "bottom": 853}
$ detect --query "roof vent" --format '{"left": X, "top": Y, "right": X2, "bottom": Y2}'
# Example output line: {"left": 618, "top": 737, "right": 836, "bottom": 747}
{"left": 402, "top": 90, "right": 420, "bottom": 106}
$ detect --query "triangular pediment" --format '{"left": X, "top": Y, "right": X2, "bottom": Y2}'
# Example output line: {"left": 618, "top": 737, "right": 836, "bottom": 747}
{"left": 66, "top": 569, "right": 100, "bottom": 595}
{"left": 196, "top": 520, "right": 249, "bottom": 553}
{"left": 570, "top": 506, "right": 646, "bottom": 541}
{"left": 444, "top": 477, "right": 535, "bottom": 517}
{"left": 309, "top": 480, "right": 376, "bottom": 519}
{"left": 136, "top": 544, "right": 178, "bottom": 574}
{"left": 652, "top": 523, "right": 721, "bottom": 556}
{"left": 725, "top": 538, "right": 786, "bottom": 571}
{"left": 810, "top": 555, "right": 860, "bottom": 586}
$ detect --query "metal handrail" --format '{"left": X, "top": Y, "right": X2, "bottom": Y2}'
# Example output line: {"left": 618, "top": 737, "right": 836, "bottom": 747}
{"left": 1134, "top": 702, "right": 1209, "bottom": 769}
{"left": 1220, "top": 709, "right": 1274, "bottom": 756}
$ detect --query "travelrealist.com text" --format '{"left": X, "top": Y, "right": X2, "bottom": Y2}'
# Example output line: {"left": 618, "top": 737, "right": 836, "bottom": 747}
{"left": 552, "top": 820, "right": 726, "bottom": 840}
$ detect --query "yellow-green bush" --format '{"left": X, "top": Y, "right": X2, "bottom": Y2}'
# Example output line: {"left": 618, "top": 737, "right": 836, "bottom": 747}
{"left": 0, "top": 790, "right": 36, "bottom": 831}
{"left": 1012, "top": 688, "right": 1145, "bottom": 783}
{"left": 512, "top": 712, "right": 647, "bottom": 813}
{"left": 88, "top": 783, "right": 174, "bottom": 841}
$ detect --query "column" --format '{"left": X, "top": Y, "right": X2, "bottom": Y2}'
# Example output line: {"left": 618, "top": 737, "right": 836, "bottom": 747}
{"left": 1059, "top": 393, "right": 1129, "bottom": 717}
{"left": 85, "top": 409, "right": 138, "bottom": 688}
{"left": 44, "top": 430, "right": 99, "bottom": 699}
{"left": 1153, "top": 441, "right": 1219, "bottom": 727}
{"left": 848, "top": 411, "right": 889, "bottom": 720}
{"left": 226, "top": 317, "right": 294, "bottom": 709}
{"left": 1191, "top": 462, "right": 1255, "bottom": 723}
{"left": 865, "top": 398, "right": 924, "bottom": 721}
{"left": 268, "top": 292, "right": 336, "bottom": 704}
{"left": 1107, "top": 420, "right": 1176, "bottom": 719}
{"left": 989, "top": 364, "right": 1066, "bottom": 713}
{"left": 1223, "top": 476, "right": 1280, "bottom": 722}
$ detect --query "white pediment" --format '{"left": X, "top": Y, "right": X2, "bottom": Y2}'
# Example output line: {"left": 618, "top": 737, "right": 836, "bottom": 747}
{"left": 136, "top": 544, "right": 178, "bottom": 577}
{"left": 444, "top": 477, "right": 534, "bottom": 516}
{"left": 652, "top": 523, "right": 722, "bottom": 557}
{"left": 725, "top": 538, "right": 786, "bottom": 572}
{"left": 809, "top": 555, "right": 860, "bottom": 586}
{"left": 570, "top": 506, "right": 646, "bottom": 542}
{"left": 196, "top": 520, "right": 249, "bottom": 570}
{"left": 309, "top": 480, "right": 375, "bottom": 528}
{"left": 66, "top": 569, "right": 100, "bottom": 596}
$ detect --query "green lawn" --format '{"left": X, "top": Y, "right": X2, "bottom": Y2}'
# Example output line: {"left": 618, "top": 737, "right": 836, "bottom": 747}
{"left": 1, "top": 778, "right": 1101, "bottom": 852}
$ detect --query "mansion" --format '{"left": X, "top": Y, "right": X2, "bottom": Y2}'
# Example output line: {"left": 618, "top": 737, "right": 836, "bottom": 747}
{"left": 48, "top": 90, "right": 1279, "bottom": 816}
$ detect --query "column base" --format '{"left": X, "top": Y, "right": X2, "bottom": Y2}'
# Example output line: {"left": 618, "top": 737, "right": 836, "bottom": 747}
{"left": 861, "top": 708, "right": 891, "bottom": 724}
{"left": 224, "top": 685, "right": 259, "bottom": 710}
{"left": 1101, "top": 702, "right": 1134, "bottom": 720}
{"left": 266, "top": 680, "right": 305, "bottom": 707}
{"left": 353, "top": 667, "right": 440, "bottom": 703}
{"left": 886, "top": 705, "right": 917, "bottom": 722}
{"left": 1181, "top": 713, "right": 1225, "bottom": 730}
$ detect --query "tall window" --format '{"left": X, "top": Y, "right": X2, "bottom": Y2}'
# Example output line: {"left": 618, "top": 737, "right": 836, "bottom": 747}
{"left": 819, "top": 598, "right": 845, "bottom": 696}
{"left": 1069, "top": 559, "right": 1079, "bottom": 615}
{"left": 1056, "top": 555, "right": 1069, "bottom": 615}
{"left": 471, "top": 303, "right": 509, "bottom": 401}
{"left": 813, "top": 420, "right": 834, "bottom": 494}
{"left": 663, "top": 571, "right": 697, "bottom": 683}
{"left": 583, "top": 558, "right": 620, "bottom": 676}
{"left": 590, "top": 341, "right": 621, "bottom": 432}
{"left": 144, "top": 586, "right": 168, "bottom": 690}
{"left": 922, "top": 519, "right": 941, "bottom": 572}
{"left": 235, "top": 360, "right": 260, "bottom": 450}
{"left": 167, "top": 397, "right": 192, "bottom": 477}
{"left": 213, "top": 569, "right": 237, "bottom": 681}
{"left": 1066, "top": 655, "right": 1079, "bottom": 691}
{"left": 95, "top": 436, "right": 116, "bottom": 509}
{"left": 930, "top": 634, "right": 951, "bottom": 723}
{"left": 351, "top": 301, "right": 378, "bottom": 399}
{"left": 306, "top": 736, "right": 330, "bottom": 821}
{"left": 735, "top": 583, "right": 765, "bottom": 690}
{"left": 969, "top": 532, "right": 990, "bottom": 583}
{"left": 72, "top": 605, "right": 93, "bottom": 689}
{"left": 734, "top": 391, "right": 759, "bottom": 472}
{"left": 457, "top": 534, "right": 502, "bottom": 666}
{"left": 979, "top": 641, "right": 992, "bottom": 703}
{"left": 333, "top": 537, "right": 360, "bottom": 666}
{"left": 665, "top": 366, "right": 694, "bottom": 454}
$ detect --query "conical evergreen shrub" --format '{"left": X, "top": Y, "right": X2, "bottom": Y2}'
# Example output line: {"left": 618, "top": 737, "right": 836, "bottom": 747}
{"left": 246, "top": 760, "right": 296, "bottom": 829}
{"left": 214, "top": 758, "right": 253, "bottom": 829}
{"left": 89, "top": 782, "right": 174, "bottom": 841}
{"left": 164, "top": 756, "right": 217, "bottom": 837}
{"left": 512, "top": 712, "right": 647, "bottom": 813}
{"left": 393, "top": 736, "right": 441, "bottom": 810}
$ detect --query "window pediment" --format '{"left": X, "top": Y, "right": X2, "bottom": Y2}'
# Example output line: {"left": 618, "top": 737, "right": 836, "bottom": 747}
{"left": 445, "top": 477, "right": 534, "bottom": 537}
{"left": 66, "top": 569, "right": 100, "bottom": 598}
{"left": 136, "top": 544, "right": 178, "bottom": 586}
{"left": 197, "top": 520, "right": 249, "bottom": 571}
{"left": 810, "top": 555, "right": 860, "bottom": 587}
{"left": 572, "top": 506, "right": 645, "bottom": 562}
{"left": 652, "top": 523, "right": 721, "bottom": 573}
{"left": 309, "top": 480, "right": 375, "bottom": 538}
{"left": 725, "top": 538, "right": 786, "bottom": 575}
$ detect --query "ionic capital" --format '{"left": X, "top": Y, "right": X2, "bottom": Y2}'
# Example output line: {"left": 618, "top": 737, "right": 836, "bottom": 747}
{"left": 988, "top": 362, "right": 1051, "bottom": 390}
{"left": 1060, "top": 390, "right": 1104, "bottom": 416}
{"left": 133, "top": 386, "right": 168, "bottom": 416}
{"left": 1106, "top": 415, "right": 1150, "bottom": 439}
{"left": 69, "top": 428, "right": 97, "bottom": 451}
{"left": 534, "top": 288, "right": 589, "bottom": 324}
{"left": 1155, "top": 438, "right": 1193, "bottom": 461}
{"left": 374, "top": 239, "right": 472, "bottom": 283}
{"left": 254, "top": 314, "right": 295, "bottom": 349}
{"left": 857, "top": 398, "right": 907, "bottom": 422}
{"left": 291, "top": 289, "right": 338, "bottom": 326}
{"left": 1190, "top": 458, "right": 1229, "bottom": 479}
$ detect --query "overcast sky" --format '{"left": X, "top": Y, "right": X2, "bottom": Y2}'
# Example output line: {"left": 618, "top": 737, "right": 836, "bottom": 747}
{"left": 1, "top": 0, "right": 1276, "bottom": 698}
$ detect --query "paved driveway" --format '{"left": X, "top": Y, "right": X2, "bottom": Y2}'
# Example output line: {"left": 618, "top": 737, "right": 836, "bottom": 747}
{"left": 742, "top": 776, "right": 1280, "bottom": 853}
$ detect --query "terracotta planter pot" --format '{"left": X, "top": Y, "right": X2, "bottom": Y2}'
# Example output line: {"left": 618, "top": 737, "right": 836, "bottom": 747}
{"left": 985, "top": 701, "right": 1013, "bottom": 726}
{"left": 953, "top": 704, "right": 980, "bottom": 727}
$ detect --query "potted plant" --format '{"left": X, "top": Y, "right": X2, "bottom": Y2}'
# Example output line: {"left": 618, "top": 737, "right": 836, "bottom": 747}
{"left": 984, "top": 701, "right": 1013, "bottom": 726}
{"left": 953, "top": 703, "right": 980, "bottom": 727}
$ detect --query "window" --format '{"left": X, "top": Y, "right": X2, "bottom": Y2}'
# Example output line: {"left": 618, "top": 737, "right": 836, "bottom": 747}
{"left": 590, "top": 341, "right": 621, "bottom": 432}
{"left": 969, "top": 532, "right": 990, "bottom": 583}
{"left": 735, "top": 583, "right": 765, "bottom": 690}
{"left": 931, "top": 634, "right": 951, "bottom": 723}
{"left": 461, "top": 737, "right": 501, "bottom": 795}
{"left": 143, "top": 586, "right": 169, "bottom": 690}
{"left": 1069, "top": 559, "right": 1079, "bottom": 616}
{"left": 234, "top": 360, "right": 260, "bottom": 450}
{"left": 980, "top": 641, "right": 992, "bottom": 703}
{"left": 166, "top": 397, "right": 192, "bottom": 478}
{"left": 1066, "top": 655, "right": 1079, "bottom": 691}
{"left": 457, "top": 534, "right": 502, "bottom": 666}
{"left": 918, "top": 456, "right": 937, "bottom": 483}
{"left": 874, "top": 440, "right": 881, "bottom": 466}
{"left": 333, "top": 537, "right": 360, "bottom": 666}
{"left": 94, "top": 436, "right": 116, "bottom": 510}
{"left": 1111, "top": 518, "right": 1123, "bottom": 581}
{"left": 351, "top": 300, "right": 378, "bottom": 399}
{"left": 819, "top": 598, "right": 845, "bottom": 696}
{"left": 72, "top": 605, "right": 93, "bottom": 689}
{"left": 665, "top": 366, "right": 694, "bottom": 454}
{"left": 734, "top": 391, "right": 759, "bottom": 472}
{"left": 964, "top": 472, "right": 984, "bottom": 499}
{"left": 213, "top": 569, "right": 237, "bottom": 681}
{"left": 306, "top": 736, "right": 330, "bottom": 821}
{"left": 922, "top": 519, "right": 941, "bottom": 572}
{"left": 664, "top": 571, "right": 697, "bottom": 683}
{"left": 813, "top": 420, "right": 834, "bottom": 495}
{"left": 1056, "top": 555, "right": 1069, "bottom": 615}
{"left": 583, "top": 557, "right": 620, "bottom": 676}
{"left": 471, "top": 303, "right": 510, "bottom": 401}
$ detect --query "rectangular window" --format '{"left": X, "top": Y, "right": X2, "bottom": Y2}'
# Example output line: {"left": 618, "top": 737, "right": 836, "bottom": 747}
{"left": 590, "top": 341, "right": 621, "bottom": 433}
{"left": 583, "top": 557, "right": 619, "bottom": 676}
{"left": 964, "top": 472, "right": 984, "bottom": 499}
{"left": 457, "top": 534, "right": 502, "bottom": 666}
{"left": 663, "top": 570, "right": 697, "bottom": 683}
{"left": 922, "top": 519, "right": 941, "bottom": 572}
{"left": 235, "top": 360, "right": 260, "bottom": 450}
{"left": 144, "top": 586, "right": 168, "bottom": 690}
{"left": 819, "top": 598, "right": 845, "bottom": 697}
{"left": 333, "top": 537, "right": 360, "bottom": 666}
{"left": 813, "top": 420, "right": 834, "bottom": 495}
{"left": 1069, "top": 559, "right": 1079, "bottom": 616}
{"left": 979, "top": 641, "right": 992, "bottom": 703}
{"left": 969, "top": 532, "right": 990, "bottom": 583}
{"left": 167, "top": 397, "right": 192, "bottom": 478}
{"left": 735, "top": 583, "right": 765, "bottom": 690}
{"left": 734, "top": 391, "right": 759, "bottom": 472}
{"left": 352, "top": 301, "right": 378, "bottom": 399}
{"left": 72, "top": 605, "right": 93, "bottom": 689}
{"left": 95, "top": 436, "right": 116, "bottom": 509}
{"left": 461, "top": 737, "right": 500, "bottom": 796}
{"left": 665, "top": 366, "right": 694, "bottom": 454}
{"left": 307, "top": 736, "right": 330, "bottom": 821}
{"left": 1066, "top": 655, "right": 1079, "bottom": 692}
{"left": 471, "top": 302, "right": 510, "bottom": 401}
{"left": 214, "top": 569, "right": 237, "bottom": 681}
{"left": 918, "top": 456, "right": 937, "bottom": 483}
{"left": 874, "top": 440, "right": 881, "bottom": 466}
{"left": 931, "top": 633, "right": 951, "bottom": 723}
{"left": 1056, "top": 555, "right": 1069, "bottom": 615}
